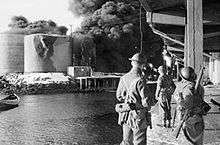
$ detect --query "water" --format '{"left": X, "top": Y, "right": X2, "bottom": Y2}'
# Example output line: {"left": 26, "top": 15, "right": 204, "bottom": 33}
{"left": 0, "top": 92, "right": 122, "bottom": 145}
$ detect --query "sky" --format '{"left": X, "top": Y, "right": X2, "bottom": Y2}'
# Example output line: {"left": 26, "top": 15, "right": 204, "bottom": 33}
{"left": 0, "top": 0, "right": 83, "bottom": 33}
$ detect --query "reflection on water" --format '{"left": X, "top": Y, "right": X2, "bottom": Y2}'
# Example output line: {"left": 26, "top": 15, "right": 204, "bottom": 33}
{"left": 0, "top": 92, "right": 121, "bottom": 145}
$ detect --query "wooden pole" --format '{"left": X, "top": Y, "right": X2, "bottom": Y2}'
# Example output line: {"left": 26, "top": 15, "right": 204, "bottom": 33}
{"left": 185, "top": 0, "right": 203, "bottom": 74}
{"left": 184, "top": 25, "right": 188, "bottom": 66}
{"left": 177, "top": 62, "right": 180, "bottom": 81}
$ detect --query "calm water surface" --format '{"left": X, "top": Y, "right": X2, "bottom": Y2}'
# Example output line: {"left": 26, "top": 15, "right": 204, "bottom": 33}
{"left": 0, "top": 92, "right": 121, "bottom": 145}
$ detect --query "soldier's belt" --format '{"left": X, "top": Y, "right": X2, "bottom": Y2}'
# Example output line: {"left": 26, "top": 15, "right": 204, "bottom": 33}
{"left": 115, "top": 103, "right": 130, "bottom": 113}
{"left": 115, "top": 103, "right": 145, "bottom": 113}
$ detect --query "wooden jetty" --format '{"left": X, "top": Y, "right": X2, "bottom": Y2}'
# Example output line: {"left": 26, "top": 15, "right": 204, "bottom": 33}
{"left": 75, "top": 75, "right": 121, "bottom": 91}
{"left": 75, "top": 75, "right": 157, "bottom": 92}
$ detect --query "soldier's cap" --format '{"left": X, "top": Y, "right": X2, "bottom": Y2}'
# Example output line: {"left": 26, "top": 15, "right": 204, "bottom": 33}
{"left": 129, "top": 53, "right": 146, "bottom": 64}
{"left": 179, "top": 66, "right": 197, "bottom": 81}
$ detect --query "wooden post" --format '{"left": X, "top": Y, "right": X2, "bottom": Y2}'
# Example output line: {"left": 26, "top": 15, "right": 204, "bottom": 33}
{"left": 79, "top": 78, "right": 84, "bottom": 90}
{"left": 185, "top": 0, "right": 203, "bottom": 74}
{"left": 208, "top": 56, "right": 214, "bottom": 82}
{"left": 176, "top": 62, "right": 180, "bottom": 81}
{"left": 184, "top": 25, "right": 188, "bottom": 66}
{"left": 212, "top": 53, "right": 220, "bottom": 85}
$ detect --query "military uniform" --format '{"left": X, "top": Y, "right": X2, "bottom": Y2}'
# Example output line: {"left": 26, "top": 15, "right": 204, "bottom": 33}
{"left": 156, "top": 73, "right": 175, "bottom": 127}
{"left": 174, "top": 67, "right": 205, "bottom": 145}
{"left": 116, "top": 66, "right": 154, "bottom": 145}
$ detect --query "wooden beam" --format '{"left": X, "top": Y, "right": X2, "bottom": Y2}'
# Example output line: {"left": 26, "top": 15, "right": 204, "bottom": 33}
{"left": 204, "top": 32, "right": 220, "bottom": 38}
{"left": 146, "top": 12, "right": 185, "bottom": 26}
{"left": 152, "top": 28, "right": 220, "bottom": 52}
{"left": 146, "top": 12, "right": 220, "bottom": 26}
{"left": 169, "top": 32, "right": 220, "bottom": 38}
{"left": 167, "top": 46, "right": 214, "bottom": 59}
{"left": 167, "top": 46, "right": 184, "bottom": 52}
{"left": 184, "top": 0, "right": 203, "bottom": 74}
{"left": 164, "top": 38, "right": 220, "bottom": 52}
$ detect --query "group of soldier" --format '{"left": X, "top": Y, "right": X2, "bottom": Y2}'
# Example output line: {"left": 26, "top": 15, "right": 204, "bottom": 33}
{"left": 115, "top": 53, "right": 208, "bottom": 145}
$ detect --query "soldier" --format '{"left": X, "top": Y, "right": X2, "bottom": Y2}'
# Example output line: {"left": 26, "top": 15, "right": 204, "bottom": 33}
{"left": 115, "top": 53, "right": 155, "bottom": 145}
{"left": 155, "top": 65, "right": 176, "bottom": 128}
{"left": 173, "top": 67, "right": 205, "bottom": 145}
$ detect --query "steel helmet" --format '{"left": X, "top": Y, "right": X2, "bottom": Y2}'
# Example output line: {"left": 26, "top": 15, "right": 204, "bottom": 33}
{"left": 179, "top": 67, "right": 197, "bottom": 81}
{"left": 129, "top": 53, "right": 146, "bottom": 64}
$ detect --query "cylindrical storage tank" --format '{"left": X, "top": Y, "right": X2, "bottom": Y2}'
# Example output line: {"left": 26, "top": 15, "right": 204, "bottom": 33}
{"left": 24, "top": 34, "right": 72, "bottom": 72}
{"left": 0, "top": 33, "right": 25, "bottom": 75}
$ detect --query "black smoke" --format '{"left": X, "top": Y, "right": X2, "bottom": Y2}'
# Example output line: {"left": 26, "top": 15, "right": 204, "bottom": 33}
{"left": 69, "top": 0, "right": 163, "bottom": 72}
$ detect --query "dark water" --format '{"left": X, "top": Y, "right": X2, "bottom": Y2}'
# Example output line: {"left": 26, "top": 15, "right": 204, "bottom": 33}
{"left": 0, "top": 92, "right": 122, "bottom": 145}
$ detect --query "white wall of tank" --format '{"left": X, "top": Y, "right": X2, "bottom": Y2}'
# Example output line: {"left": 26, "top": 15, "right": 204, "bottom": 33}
{"left": 0, "top": 33, "right": 25, "bottom": 75}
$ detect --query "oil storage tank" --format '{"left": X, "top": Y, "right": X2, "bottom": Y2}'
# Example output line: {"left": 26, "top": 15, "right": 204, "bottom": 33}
{"left": 24, "top": 34, "right": 72, "bottom": 72}
{"left": 0, "top": 33, "right": 25, "bottom": 75}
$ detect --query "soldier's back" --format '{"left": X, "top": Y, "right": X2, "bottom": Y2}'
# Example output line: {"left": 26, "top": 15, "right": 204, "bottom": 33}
{"left": 121, "top": 69, "right": 142, "bottom": 89}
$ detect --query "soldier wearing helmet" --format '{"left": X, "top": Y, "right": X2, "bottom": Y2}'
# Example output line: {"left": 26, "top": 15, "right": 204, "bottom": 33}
{"left": 116, "top": 53, "right": 155, "bottom": 145}
{"left": 155, "top": 65, "right": 176, "bottom": 128}
{"left": 174, "top": 67, "right": 205, "bottom": 145}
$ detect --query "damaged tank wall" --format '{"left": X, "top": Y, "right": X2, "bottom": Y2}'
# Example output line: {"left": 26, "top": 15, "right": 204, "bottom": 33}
{"left": 0, "top": 33, "right": 25, "bottom": 75}
{"left": 24, "top": 34, "right": 72, "bottom": 73}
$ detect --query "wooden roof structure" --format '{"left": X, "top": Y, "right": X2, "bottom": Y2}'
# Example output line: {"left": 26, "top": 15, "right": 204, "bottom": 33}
{"left": 139, "top": 0, "right": 220, "bottom": 52}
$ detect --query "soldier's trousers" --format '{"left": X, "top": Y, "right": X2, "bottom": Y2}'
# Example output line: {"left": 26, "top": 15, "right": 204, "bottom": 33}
{"left": 120, "top": 124, "right": 147, "bottom": 145}
{"left": 159, "top": 95, "right": 172, "bottom": 122}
